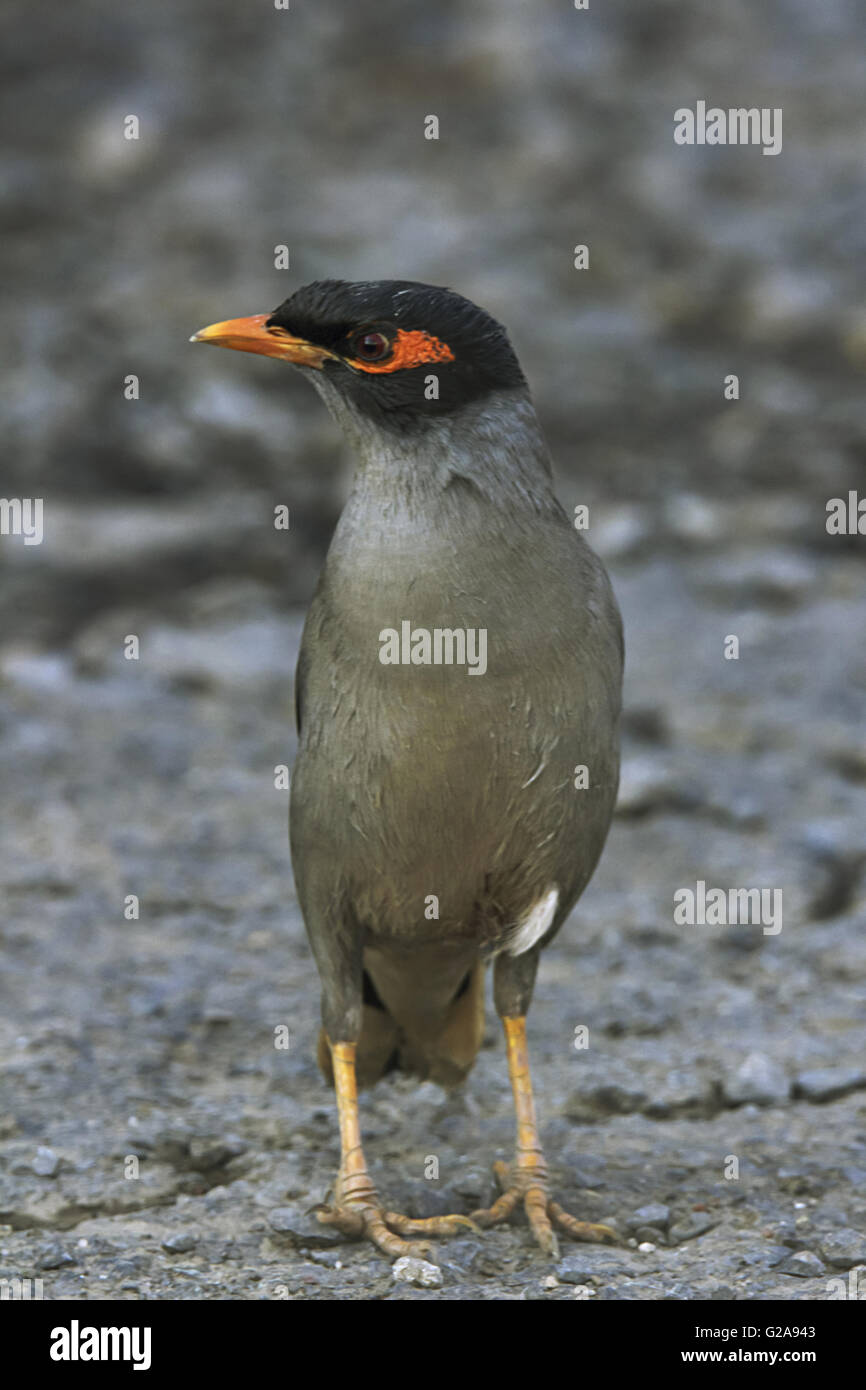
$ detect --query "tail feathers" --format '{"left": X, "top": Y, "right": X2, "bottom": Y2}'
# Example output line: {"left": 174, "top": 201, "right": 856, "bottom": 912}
{"left": 317, "top": 961, "right": 486, "bottom": 1090}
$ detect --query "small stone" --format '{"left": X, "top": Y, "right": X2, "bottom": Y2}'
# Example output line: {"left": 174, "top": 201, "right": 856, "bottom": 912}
{"left": 764, "top": 1245, "right": 794, "bottom": 1267}
{"left": 615, "top": 757, "right": 679, "bottom": 817}
{"left": 392, "top": 1256, "right": 442, "bottom": 1288}
{"left": 541, "top": 1274, "right": 559, "bottom": 1289}
{"left": 161, "top": 1233, "right": 196, "bottom": 1254}
{"left": 722, "top": 1052, "right": 790, "bottom": 1107}
{"left": 627, "top": 1203, "right": 671, "bottom": 1233}
{"left": 778, "top": 1250, "right": 825, "bottom": 1278}
{"left": 188, "top": 1135, "right": 247, "bottom": 1170}
{"left": 635, "top": 1226, "right": 666, "bottom": 1246}
{"left": 32, "top": 1146, "right": 60, "bottom": 1177}
{"left": 794, "top": 1067, "right": 866, "bottom": 1103}
{"left": 439, "top": 1238, "right": 483, "bottom": 1273}
{"left": 645, "top": 1070, "right": 712, "bottom": 1118}
{"left": 566, "top": 1081, "right": 648, "bottom": 1120}
{"left": 638, "top": 1241, "right": 656, "bottom": 1253}
{"left": 820, "top": 1229, "right": 866, "bottom": 1270}
{"left": 450, "top": 1168, "right": 494, "bottom": 1206}
{"left": 36, "top": 1242, "right": 75, "bottom": 1270}
{"left": 266, "top": 1205, "right": 341, "bottom": 1249}
{"left": 668, "top": 1214, "right": 717, "bottom": 1244}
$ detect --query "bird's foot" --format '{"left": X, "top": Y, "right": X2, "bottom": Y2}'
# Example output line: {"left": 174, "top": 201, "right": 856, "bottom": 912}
{"left": 315, "top": 1168, "right": 478, "bottom": 1260}
{"left": 471, "top": 1159, "right": 617, "bottom": 1258}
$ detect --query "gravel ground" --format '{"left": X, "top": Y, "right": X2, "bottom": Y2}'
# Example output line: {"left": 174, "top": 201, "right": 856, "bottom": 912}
{"left": 1, "top": 549, "right": 865, "bottom": 1301}
{"left": 1, "top": 0, "right": 865, "bottom": 1301}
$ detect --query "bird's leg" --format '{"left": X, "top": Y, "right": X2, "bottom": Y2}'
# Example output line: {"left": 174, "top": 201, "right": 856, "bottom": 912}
{"left": 471, "top": 1016, "right": 616, "bottom": 1256}
{"left": 314, "top": 1039, "right": 477, "bottom": 1259}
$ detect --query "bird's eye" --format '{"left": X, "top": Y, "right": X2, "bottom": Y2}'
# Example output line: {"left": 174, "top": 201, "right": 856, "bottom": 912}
{"left": 352, "top": 330, "right": 391, "bottom": 362}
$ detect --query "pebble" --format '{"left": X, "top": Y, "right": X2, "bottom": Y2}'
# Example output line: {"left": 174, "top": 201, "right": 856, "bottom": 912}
{"left": 615, "top": 757, "right": 680, "bottom": 817}
{"left": 392, "top": 1256, "right": 442, "bottom": 1288}
{"left": 794, "top": 1067, "right": 866, "bottom": 1103}
{"left": 819, "top": 1229, "right": 866, "bottom": 1270}
{"left": 668, "top": 1214, "right": 717, "bottom": 1244}
{"left": 36, "top": 1243, "right": 75, "bottom": 1271}
{"left": 32, "top": 1146, "right": 60, "bottom": 1177}
{"left": 266, "top": 1205, "right": 341, "bottom": 1248}
{"left": 188, "top": 1136, "right": 247, "bottom": 1171}
{"left": 645, "top": 1069, "right": 712, "bottom": 1118}
{"left": 161, "top": 1233, "right": 197, "bottom": 1254}
{"left": 627, "top": 1203, "right": 671, "bottom": 1233}
{"left": 565, "top": 1081, "right": 648, "bottom": 1120}
{"left": 763, "top": 1245, "right": 794, "bottom": 1268}
{"left": 635, "top": 1226, "right": 666, "bottom": 1246}
{"left": 722, "top": 1052, "right": 790, "bottom": 1107}
{"left": 778, "top": 1250, "right": 825, "bottom": 1278}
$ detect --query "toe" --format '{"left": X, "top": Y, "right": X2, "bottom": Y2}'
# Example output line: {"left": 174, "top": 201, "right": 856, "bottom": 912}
{"left": 470, "top": 1186, "right": 520, "bottom": 1228}
{"left": 365, "top": 1208, "right": 435, "bottom": 1259}
{"left": 525, "top": 1185, "right": 559, "bottom": 1257}
{"left": 548, "top": 1201, "right": 618, "bottom": 1244}
{"left": 384, "top": 1211, "right": 480, "bottom": 1236}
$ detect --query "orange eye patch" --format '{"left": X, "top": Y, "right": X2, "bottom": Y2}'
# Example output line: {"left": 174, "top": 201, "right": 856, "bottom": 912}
{"left": 348, "top": 328, "right": 455, "bottom": 373}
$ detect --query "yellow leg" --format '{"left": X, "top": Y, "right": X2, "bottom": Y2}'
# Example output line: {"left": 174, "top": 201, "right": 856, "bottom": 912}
{"left": 471, "top": 1017, "right": 617, "bottom": 1256}
{"left": 314, "top": 1040, "right": 478, "bottom": 1259}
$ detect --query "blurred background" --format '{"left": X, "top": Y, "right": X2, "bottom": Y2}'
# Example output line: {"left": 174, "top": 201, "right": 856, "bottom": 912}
{"left": 1, "top": 0, "right": 865, "bottom": 1300}
{"left": 2, "top": 0, "right": 865, "bottom": 642}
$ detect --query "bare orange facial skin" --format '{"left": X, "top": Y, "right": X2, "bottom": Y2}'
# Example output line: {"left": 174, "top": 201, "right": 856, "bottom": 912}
{"left": 347, "top": 328, "right": 455, "bottom": 373}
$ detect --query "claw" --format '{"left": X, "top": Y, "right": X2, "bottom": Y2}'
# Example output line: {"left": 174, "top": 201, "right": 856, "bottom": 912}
{"left": 384, "top": 1210, "right": 481, "bottom": 1237}
{"left": 472, "top": 1175, "right": 616, "bottom": 1254}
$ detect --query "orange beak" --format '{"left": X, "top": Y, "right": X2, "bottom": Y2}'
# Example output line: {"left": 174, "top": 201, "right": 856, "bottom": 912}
{"left": 190, "top": 314, "right": 334, "bottom": 368}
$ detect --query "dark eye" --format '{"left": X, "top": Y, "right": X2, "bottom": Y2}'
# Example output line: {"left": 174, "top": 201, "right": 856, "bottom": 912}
{"left": 352, "top": 330, "right": 391, "bottom": 362}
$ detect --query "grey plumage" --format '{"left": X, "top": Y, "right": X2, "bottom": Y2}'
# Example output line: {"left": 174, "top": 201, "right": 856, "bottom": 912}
{"left": 290, "top": 382, "right": 622, "bottom": 1076}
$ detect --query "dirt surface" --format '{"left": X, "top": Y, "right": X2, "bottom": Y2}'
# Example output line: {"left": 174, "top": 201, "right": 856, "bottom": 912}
{"left": 2, "top": 550, "right": 865, "bottom": 1301}
{"left": 1, "top": 0, "right": 865, "bottom": 1301}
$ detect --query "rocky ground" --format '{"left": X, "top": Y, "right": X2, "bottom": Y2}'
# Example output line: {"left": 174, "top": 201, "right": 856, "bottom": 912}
{"left": 1, "top": 0, "right": 865, "bottom": 1301}
{"left": 1, "top": 541, "right": 865, "bottom": 1301}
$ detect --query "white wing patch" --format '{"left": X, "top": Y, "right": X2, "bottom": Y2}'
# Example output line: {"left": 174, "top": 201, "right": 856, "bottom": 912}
{"left": 507, "top": 887, "right": 559, "bottom": 956}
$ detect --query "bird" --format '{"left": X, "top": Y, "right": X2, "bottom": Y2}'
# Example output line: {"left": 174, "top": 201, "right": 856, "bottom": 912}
{"left": 191, "top": 279, "right": 623, "bottom": 1260}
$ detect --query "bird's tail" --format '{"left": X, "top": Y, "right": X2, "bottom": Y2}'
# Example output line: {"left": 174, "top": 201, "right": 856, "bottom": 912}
{"left": 317, "top": 960, "right": 486, "bottom": 1089}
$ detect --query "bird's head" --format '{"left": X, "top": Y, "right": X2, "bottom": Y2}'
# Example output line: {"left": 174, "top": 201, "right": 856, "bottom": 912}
{"left": 191, "top": 279, "right": 527, "bottom": 432}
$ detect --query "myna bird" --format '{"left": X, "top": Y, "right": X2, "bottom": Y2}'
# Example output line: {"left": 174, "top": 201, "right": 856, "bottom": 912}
{"left": 192, "top": 280, "right": 623, "bottom": 1259}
